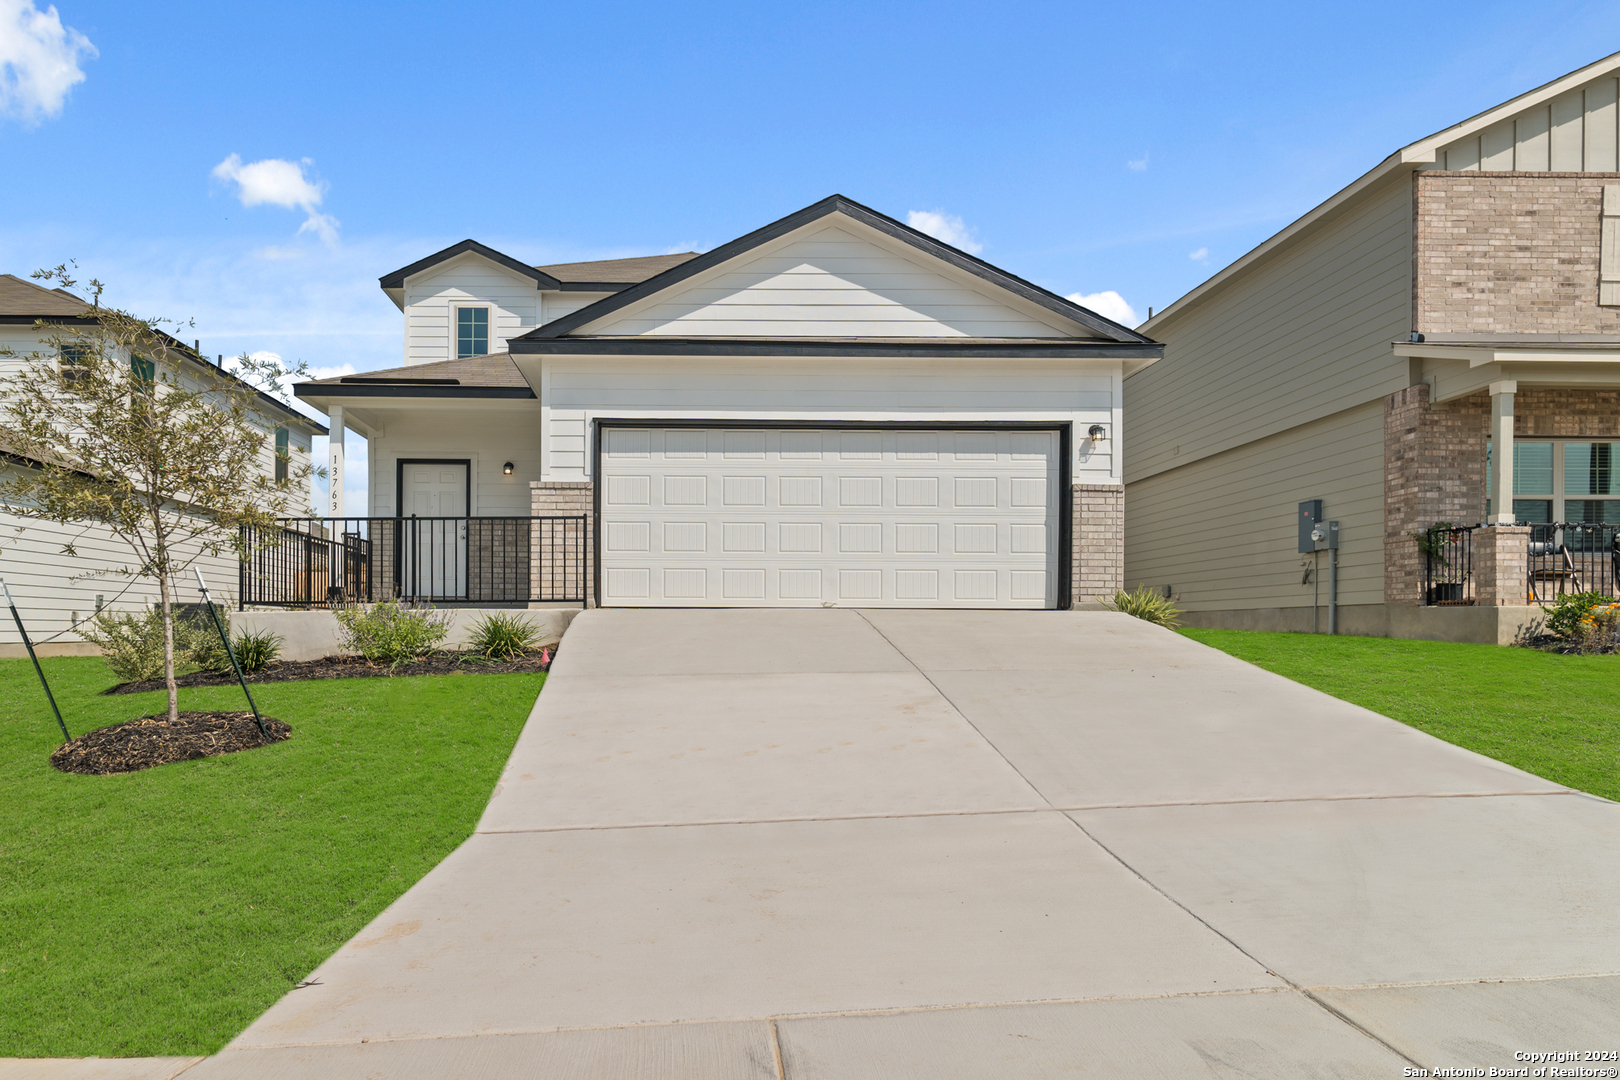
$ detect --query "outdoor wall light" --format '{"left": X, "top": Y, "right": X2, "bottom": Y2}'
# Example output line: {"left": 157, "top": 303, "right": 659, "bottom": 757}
{"left": 502, "top": 461, "right": 514, "bottom": 475}
{"left": 1088, "top": 424, "right": 1108, "bottom": 442}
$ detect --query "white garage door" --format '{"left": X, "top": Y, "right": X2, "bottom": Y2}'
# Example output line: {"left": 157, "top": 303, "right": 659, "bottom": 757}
{"left": 598, "top": 427, "right": 1061, "bottom": 608}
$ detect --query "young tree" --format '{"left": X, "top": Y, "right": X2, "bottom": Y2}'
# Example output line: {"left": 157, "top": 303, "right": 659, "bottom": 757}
{"left": 0, "top": 266, "right": 318, "bottom": 720}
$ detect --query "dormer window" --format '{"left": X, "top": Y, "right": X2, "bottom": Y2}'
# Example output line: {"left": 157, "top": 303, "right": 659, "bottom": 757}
{"left": 456, "top": 307, "right": 490, "bottom": 359}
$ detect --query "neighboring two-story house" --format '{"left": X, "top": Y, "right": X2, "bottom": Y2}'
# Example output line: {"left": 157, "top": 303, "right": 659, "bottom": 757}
{"left": 0, "top": 274, "right": 324, "bottom": 653}
{"left": 1125, "top": 51, "right": 1620, "bottom": 643}
{"left": 294, "top": 195, "right": 1161, "bottom": 609}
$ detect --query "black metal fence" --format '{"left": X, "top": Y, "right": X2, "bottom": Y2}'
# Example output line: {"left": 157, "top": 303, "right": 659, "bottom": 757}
{"left": 1421, "top": 525, "right": 1477, "bottom": 606}
{"left": 239, "top": 516, "right": 588, "bottom": 608}
{"left": 1527, "top": 523, "right": 1620, "bottom": 602}
{"left": 1420, "top": 522, "right": 1619, "bottom": 606}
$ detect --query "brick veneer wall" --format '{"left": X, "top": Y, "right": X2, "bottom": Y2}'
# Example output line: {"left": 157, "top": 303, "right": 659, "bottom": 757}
{"left": 1383, "top": 384, "right": 1488, "bottom": 603}
{"left": 1073, "top": 484, "right": 1123, "bottom": 607}
{"left": 531, "top": 481, "right": 593, "bottom": 605}
{"left": 1413, "top": 171, "right": 1620, "bottom": 336}
{"left": 1383, "top": 384, "right": 1620, "bottom": 603}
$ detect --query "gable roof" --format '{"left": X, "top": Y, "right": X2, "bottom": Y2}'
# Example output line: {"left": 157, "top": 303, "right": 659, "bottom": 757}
{"left": 1142, "top": 49, "right": 1620, "bottom": 336}
{"left": 0, "top": 274, "right": 97, "bottom": 321}
{"left": 378, "top": 244, "right": 703, "bottom": 302}
{"left": 514, "top": 195, "right": 1156, "bottom": 346}
{"left": 380, "top": 240, "right": 564, "bottom": 292}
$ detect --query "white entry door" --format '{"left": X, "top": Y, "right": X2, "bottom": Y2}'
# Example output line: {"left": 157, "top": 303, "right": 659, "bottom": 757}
{"left": 400, "top": 461, "right": 468, "bottom": 599}
{"left": 599, "top": 427, "right": 1060, "bottom": 608}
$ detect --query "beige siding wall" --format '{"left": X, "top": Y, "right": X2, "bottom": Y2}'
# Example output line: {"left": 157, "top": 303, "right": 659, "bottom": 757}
{"left": 588, "top": 223, "right": 1077, "bottom": 339}
{"left": 1438, "top": 77, "right": 1619, "bottom": 172}
{"left": 1125, "top": 400, "right": 1385, "bottom": 612}
{"left": 1126, "top": 175, "right": 1414, "bottom": 487}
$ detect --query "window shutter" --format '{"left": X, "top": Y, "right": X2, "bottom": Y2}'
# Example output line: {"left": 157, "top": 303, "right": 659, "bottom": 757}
{"left": 1602, "top": 184, "right": 1620, "bottom": 307}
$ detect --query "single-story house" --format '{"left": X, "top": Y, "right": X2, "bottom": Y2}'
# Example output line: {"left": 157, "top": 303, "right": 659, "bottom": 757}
{"left": 292, "top": 195, "right": 1161, "bottom": 609}
{"left": 1123, "top": 50, "right": 1620, "bottom": 643}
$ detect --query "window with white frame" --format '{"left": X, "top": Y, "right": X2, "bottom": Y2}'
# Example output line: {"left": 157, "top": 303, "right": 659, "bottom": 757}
{"left": 1487, "top": 440, "right": 1620, "bottom": 523}
{"left": 455, "top": 307, "right": 490, "bottom": 359}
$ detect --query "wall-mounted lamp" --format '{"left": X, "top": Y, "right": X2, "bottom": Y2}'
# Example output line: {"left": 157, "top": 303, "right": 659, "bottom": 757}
{"left": 502, "top": 461, "right": 514, "bottom": 475}
{"left": 1088, "top": 424, "right": 1108, "bottom": 442}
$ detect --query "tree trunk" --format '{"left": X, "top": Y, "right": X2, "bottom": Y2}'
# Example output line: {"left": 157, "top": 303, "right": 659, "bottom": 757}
{"left": 158, "top": 572, "right": 178, "bottom": 721}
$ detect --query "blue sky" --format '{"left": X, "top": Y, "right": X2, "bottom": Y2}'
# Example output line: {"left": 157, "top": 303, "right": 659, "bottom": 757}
{"left": 3, "top": 0, "right": 1620, "bottom": 508}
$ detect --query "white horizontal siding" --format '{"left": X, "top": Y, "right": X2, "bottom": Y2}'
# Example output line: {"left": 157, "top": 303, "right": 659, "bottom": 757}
{"left": 402, "top": 254, "right": 540, "bottom": 365}
{"left": 1124, "top": 401, "right": 1385, "bottom": 612}
{"left": 588, "top": 223, "right": 1078, "bottom": 339}
{"left": 0, "top": 328, "right": 314, "bottom": 501}
{"left": 540, "top": 357, "right": 1120, "bottom": 484}
{"left": 368, "top": 405, "right": 543, "bottom": 518}
{"left": 0, "top": 498, "right": 246, "bottom": 644}
{"left": 1438, "top": 76, "right": 1620, "bottom": 172}
{"left": 1125, "top": 173, "right": 1412, "bottom": 485}
{"left": 540, "top": 292, "right": 613, "bottom": 324}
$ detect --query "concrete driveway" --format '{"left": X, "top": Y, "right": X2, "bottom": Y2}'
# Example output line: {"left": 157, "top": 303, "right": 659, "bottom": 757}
{"left": 188, "top": 610, "right": 1620, "bottom": 1078}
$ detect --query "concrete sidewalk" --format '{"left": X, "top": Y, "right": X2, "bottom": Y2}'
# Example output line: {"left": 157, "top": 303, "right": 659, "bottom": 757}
{"left": 174, "top": 610, "right": 1620, "bottom": 1078}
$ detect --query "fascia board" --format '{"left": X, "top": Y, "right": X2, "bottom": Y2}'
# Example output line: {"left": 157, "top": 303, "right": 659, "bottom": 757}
{"left": 1398, "top": 49, "right": 1620, "bottom": 162}
{"left": 507, "top": 337, "right": 1161, "bottom": 360}
{"left": 379, "top": 240, "right": 564, "bottom": 292}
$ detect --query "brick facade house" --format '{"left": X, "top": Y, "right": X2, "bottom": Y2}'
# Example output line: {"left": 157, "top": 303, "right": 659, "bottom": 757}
{"left": 1127, "top": 53, "right": 1620, "bottom": 643}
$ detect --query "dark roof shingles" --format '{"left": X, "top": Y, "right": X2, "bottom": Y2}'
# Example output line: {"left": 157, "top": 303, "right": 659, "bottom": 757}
{"left": 305, "top": 353, "right": 529, "bottom": 389}
{"left": 533, "top": 253, "right": 699, "bottom": 284}
{"left": 0, "top": 274, "right": 92, "bottom": 318}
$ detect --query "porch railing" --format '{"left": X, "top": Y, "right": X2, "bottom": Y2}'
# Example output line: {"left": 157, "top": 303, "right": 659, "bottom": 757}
{"left": 239, "top": 516, "right": 588, "bottom": 609}
{"left": 1527, "top": 522, "right": 1620, "bottom": 602}
{"left": 1421, "top": 522, "right": 1619, "bottom": 606}
{"left": 1421, "top": 525, "right": 1477, "bottom": 606}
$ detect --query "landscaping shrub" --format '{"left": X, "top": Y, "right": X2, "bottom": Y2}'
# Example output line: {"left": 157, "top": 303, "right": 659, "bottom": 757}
{"left": 333, "top": 601, "right": 451, "bottom": 666}
{"left": 1105, "top": 584, "right": 1182, "bottom": 628}
{"left": 79, "top": 607, "right": 167, "bottom": 682}
{"left": 178, "top": 606, "right": 232, "bottom": 673}
{"left": 1541, "top": 590, "right": 1615, "bottom": 640}
{"left": 467, "top": 612, "right": 542, "bottom": 660}
{"left": 230, "top": 629, "right": 284, "bottom": 673}
{"left": 81, "top": 604, "right": 243, "bottom": 681}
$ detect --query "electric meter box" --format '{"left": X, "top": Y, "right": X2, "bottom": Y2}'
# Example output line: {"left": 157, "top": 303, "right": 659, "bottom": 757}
{"left": 1298, "top": 500, "right": 1323, "bottom": 553}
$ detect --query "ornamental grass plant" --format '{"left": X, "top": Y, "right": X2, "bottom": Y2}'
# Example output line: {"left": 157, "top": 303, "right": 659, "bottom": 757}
{"left": 1104, "top": 583, "right": 1183, "bottom": 628}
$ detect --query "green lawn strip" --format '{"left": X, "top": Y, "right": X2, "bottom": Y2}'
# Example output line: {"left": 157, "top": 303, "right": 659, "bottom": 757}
{"left": 1180, "top": 628, "right": 1620, "bottom": 802}
{"left": 0, "top": 657, "right": 542, "bottom": 1058}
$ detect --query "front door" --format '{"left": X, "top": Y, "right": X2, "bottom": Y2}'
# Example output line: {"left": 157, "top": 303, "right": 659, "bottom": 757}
{"left": 400, "top": 461, "right": 468, "bottom": 599}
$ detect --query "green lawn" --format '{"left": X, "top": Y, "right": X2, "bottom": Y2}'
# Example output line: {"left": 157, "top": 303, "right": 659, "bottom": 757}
{"left": 0, "top": 657, "right": 542, "bottom": 1058}
{"left": 1182, "top": 628, "right": 1620, "bottom": 802}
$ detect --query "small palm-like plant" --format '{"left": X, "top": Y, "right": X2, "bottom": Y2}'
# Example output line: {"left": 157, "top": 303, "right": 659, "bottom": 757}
{"left": 230, "top": 629, "right": 284, "bottom": 673}
{"left": 467, "top": 611, "right": 542, "bottom": 660}
{"left": 1104, "top": 584, "right": 1183, "bottom": 628}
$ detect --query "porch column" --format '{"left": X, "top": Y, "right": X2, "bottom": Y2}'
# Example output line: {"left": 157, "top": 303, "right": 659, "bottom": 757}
{"left": 328, "top": 404, "right": 345, "bottom": 517}
{"left": 1487, "top": 380, "right": 1516, "bottom": 524}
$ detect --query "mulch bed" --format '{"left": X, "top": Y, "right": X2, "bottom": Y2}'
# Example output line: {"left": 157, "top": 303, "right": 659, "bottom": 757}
{"left": 103, "top": 649, "right": 554, "bottom": 696}
{"left": 51, "top": 711, "right": 292, "bottom": 775}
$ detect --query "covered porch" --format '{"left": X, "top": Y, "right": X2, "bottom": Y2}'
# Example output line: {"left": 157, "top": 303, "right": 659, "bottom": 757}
{"left": 1388, "top": 339, "right": 1620, "bottom": 612}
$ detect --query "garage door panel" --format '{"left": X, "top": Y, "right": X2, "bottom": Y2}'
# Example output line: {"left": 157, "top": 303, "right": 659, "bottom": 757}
{"left": 600, "top": 427, "right": 1062, "bottom": 608}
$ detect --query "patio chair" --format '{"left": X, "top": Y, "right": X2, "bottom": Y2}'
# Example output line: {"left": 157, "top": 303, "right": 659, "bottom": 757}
{"left": 1528, "top": 540, "right": 1582, "bottom": 601}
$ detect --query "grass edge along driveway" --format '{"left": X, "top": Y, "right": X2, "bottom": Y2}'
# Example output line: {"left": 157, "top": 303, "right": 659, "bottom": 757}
{"left": 0, "top": 657, "right": 542, "bottom": 1058}
{"left": 1182, "top": 628, "right": 1620, "bottom": 804}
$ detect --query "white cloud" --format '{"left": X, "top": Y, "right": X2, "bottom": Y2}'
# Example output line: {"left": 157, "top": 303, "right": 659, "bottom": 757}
{"left": 906, "top": 209, "right": 983, "bottom": 254}
{"left": 1189, "top": 247, "right": 1210, "bottom": 262}
{"left": 0, "top": 0, "right": 95, "bottom": 124}
{"left": 1127, "top": 153, "right": 1149, "bottom": 171}
{"left": 212, "top": 154, "right": 339, "bottom": 243}
{"left": 1067, "top": 290, "right": 1138, "bottom": 327}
